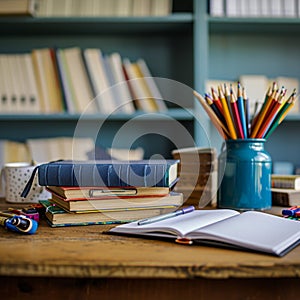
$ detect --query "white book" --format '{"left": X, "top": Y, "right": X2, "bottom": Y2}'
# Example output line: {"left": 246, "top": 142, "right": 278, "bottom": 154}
{"left": 78, "top": 0, "right": 94, "bottom": 16}
{"left": 270, "top": 0, "right": 283, "bottom": 17}
{"left": 62, "top": 47, "right": 97, "bottom": 113}
{"left": 109, "top": 209, "right": 300, "bottom": 257}
{"left": 225, "top": 0, "right": 239, "bottom": 16}
{"left": 209, "top": 0, "right": 225, "bottom": 16}
{"left": 31, "top": 49, "right": 51, "bottom": 113}
{"left": 5, "top": 55, "right": 20, "bottom": 113}
{"left": 239, "top": 0, "right": 249, "bottom": 16}
{"left": 0, "top": 55, "right": 11, "bottom": 112}
{"left": 0, "top": 56, "right": 6, "bottom": 112}
{"left": 260, "top": 0, "right": 271, "bottom": 17}
{"left": 115, "top": 0, "right": 132, "bottom": 16}
{"left": 247, "top": 0, "right": 260, "bottom": 16}
{"left": 282, "top": 0, "right": 297, "bottom": 17}
{"left": 151, "top": 0, "right": 172, "bottom": 16}
{"left": 15, "top": 54, "right": 30, "bottom": 113}
{"left": 108, "top": 52, "right": 136, "bottom": 114}
{"left": 132, "top": 0, "right": 151, "bottom": 16}
{"left": 23, "top": 53, "right": 42, "bottom": 113}
{"left": 136, "top": 58, "right": 168, "bottom": 112}
{"left": 83, "top": 48, "right": 117, "bottom": 114}
{"left": 55, "top": 49, "right": 77, "bottom": 114}
{"left": 93, "top": 0, "right": 114, "bottom": 16}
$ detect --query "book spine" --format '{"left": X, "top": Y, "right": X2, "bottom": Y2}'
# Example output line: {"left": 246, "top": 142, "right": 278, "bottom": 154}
{"left": 38, "top": 163, "right": 171, "bottom": 187}
{"left": 271, "top": 179, "right": 296, "bottom": 189}
{"left": 271, "top": 191, "right": 289, "bottom": 206}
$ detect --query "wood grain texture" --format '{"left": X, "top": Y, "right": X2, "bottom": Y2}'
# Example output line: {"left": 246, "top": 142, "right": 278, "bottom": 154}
{"left": 0, "top": 203, "right": 300, "bottom": 279}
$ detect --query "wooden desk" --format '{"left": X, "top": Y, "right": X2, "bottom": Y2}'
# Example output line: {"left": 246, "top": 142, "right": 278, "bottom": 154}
{"left": 0, "top": 202, "right": 300, "bottom": 300}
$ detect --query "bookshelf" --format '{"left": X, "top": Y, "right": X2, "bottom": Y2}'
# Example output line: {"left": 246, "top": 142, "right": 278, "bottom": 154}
{"left": 0, "top": 1, "right": 195, "bottom": 159}
{"left": 1, "top": 0, "right": 300, "bottom": 166}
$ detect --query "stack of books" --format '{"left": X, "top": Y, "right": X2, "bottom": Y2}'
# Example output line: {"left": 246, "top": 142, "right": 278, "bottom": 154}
{"left": 271, "top": 174, "right": 300, "bottom": 207}
{"left": 34, "top": 159, "right": 183, "bottom": 227}
{"left": 172, "top": 147, "right": 217, "bottom": 208}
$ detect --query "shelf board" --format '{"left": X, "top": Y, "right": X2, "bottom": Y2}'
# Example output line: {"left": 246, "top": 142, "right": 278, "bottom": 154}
{"left": 208, "top": 16, "right": 300, "bottom": 34}
{"left": 0, "top": 13, "right": 193, "bottom": 35}
{"left": 0, "top": 109, "right": 194, "bottom": 122}
{"left": 284, "top": 114, "right": 300, "bottom": 121}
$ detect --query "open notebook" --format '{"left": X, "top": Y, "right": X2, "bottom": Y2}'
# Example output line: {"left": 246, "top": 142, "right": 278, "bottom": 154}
{"left": 109, "top": 209, "right": 300, "bottom": 257}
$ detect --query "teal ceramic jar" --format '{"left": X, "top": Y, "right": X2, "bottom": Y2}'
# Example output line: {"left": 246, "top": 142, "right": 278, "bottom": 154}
{"left": 217, "top": 139, "right": 272, "bottom": 211}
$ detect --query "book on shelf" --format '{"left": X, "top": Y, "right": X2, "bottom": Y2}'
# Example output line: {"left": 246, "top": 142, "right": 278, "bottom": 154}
{"left": 271, "top": 174, "right": 300, "bottom": 190}
{"left": 214, "top": 0, "right": 297, "bottom": 18}
{"left": 108, "top": 208, "right": 300, "bottom": 257}
{"left": 107, "top": 52, "right": 136, "bottom": 114}
{"left": 272, "top": 188, "right": 300, "bottom": 206}
{"left": 46, "top": 186, "right": 171, "bottom": 200}
{"left": 82, "top": 48, "right": 117, "bottom": 114}
{"left": 136, "top": 58, "right": 168, "bottom": 112}
{"left": 27, "top": 137, "right": 94, "bottom": 163}
{"left": 61, "top": 47, "right": 97, "bottom": 113}
{"left": 0, "top": 47, "right": 167, "bottom": 115}
{"left": 37, "top": 0, "right": 173, "bottom": 17}
{"left": 39, "top": 199, "right": 179, "bottom": 227}
{"left": 209, "top": 0, "right": 225, "bottom": 16}
{"left": 49, "top": 191, "right": 183, "bottom": 212}
{"left": 0, "top": 0, "right": 38, "bottom": 16}
{"left": 123, "top": 58, "right": 159, "bottom": 112}
{"left": 32, "top": 48, "right": 64, "bottom": 113}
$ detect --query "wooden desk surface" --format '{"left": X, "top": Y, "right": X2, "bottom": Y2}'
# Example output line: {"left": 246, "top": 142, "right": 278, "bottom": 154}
{"left": 1, "top": 200, "right": 300, "bottom": 299}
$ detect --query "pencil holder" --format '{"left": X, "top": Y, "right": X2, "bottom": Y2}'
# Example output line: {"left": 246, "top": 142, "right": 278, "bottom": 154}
{"left": 217, "top": 139, "right": 272, "bottom": 211}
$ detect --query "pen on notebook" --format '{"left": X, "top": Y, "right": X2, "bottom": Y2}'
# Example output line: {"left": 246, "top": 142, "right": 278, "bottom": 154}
{"left": 137, "top": 206, "right": 195, "bottom": 226}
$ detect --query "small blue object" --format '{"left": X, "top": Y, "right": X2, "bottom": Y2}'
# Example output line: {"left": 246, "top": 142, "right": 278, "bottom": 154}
{"left": 4, "top": 215, "right": 38, "bottom": 234}
{"left": 282, "top": 208, "right": 300, "bottom": 217}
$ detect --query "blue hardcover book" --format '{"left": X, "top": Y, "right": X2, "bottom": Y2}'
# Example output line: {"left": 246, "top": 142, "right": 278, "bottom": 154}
{"left": 21, "top": 160, "right": 179, "bottom": 196}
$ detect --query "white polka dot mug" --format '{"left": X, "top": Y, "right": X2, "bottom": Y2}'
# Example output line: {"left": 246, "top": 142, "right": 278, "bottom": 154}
{"left": 2, "top": 162, "right": 50, "bottom": 203}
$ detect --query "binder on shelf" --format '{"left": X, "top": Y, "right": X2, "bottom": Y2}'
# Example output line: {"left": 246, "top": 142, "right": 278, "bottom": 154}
{"left": 108, "top": 52, "right": 136, "bottom": 114}
{"left": 123, "top": 58, "right": 159, "bottom": 112}
{"left": 0, "top": 0, "right": 38, "bottom": 16}
{"left": 55, "top": 49, "right": 77, "bottom": 114}
{"left": 23, "top": 53, "right": 42, "bottom": 113}
{"left": 136, "top": 58, "right": 168, "bottom": 112}
{"left": 61, "top": 47, "right": 97, "bottom": 114}
{"left": 83, "top": 48, "right": 117, "bottom": 114}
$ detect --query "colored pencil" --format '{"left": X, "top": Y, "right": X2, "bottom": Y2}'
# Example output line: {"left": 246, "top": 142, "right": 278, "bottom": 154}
{"left": 194, "top": 91, "right": 230, "bottom": 139}
{"left": 236, "top": 82, "right": 248, "bottom": 138}
{"left": 218, "top": 86, "right": 237, "bottom": 139}
{"left": 211, "top": 87, "right": 224, "bottom": 115}
{"left": 264, "top": 89, "right": 297, "bottom": 139}
{"left": 243, "top": 87, "right": 251, "bottom": 136}
{"left": 230, "top": 88, "right": 244, "bottom": 138}
{"left": 256, "top": 89, "right": 286, "bottom": 138}
{"left": 205, "top": 93, "right": 226, "bottom": 125}
{"left": 250, "top": 83, "right": 277, "bottom": 138}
